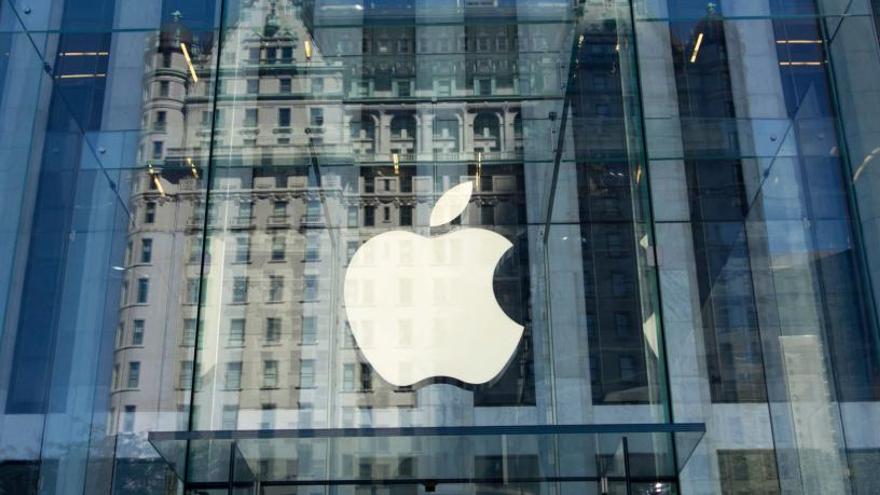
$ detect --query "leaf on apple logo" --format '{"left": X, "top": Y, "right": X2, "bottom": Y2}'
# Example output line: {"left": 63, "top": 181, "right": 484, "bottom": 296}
{"left": 429, "top": 181, "right": 473, "bottom": 227}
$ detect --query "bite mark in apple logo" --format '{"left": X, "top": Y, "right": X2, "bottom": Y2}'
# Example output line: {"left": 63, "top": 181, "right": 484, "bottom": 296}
{"left": 343, "top": 181, "right": 524, "bottom": 387}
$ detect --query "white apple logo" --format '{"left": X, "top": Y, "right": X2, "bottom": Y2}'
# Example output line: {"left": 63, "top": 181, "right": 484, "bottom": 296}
{"left": 343, "top": 181, "right": 524, "bottom": 386}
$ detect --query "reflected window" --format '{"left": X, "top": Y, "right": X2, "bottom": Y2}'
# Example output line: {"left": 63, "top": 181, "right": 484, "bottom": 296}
{"left": 182, "top": 319, "right": 197, "bottom": 346}
{"left": 607, "top": 231, "right": 623, "bottom": 257}
{"left": 395, "top": 80, "right": 412, "bottom": 97}
{"left": 304, "top": 276, "right": 319, "bottom": 301}
{"left": 152, "top": 141, "right": 163, "bottom": 159}
{"left": 481, "top": 205, "right": 494, "bottom": 225}
{"left": 611, "top": 271, "right": 628, "bottom": 297}
{"left": 186, "top": 277, "right": 200, "bottom": 304}
{"left": 281, "top": 46, "right": 293, "bottom": 62}
{"left": 159, "top": 80, "right": 169, "bottom": 97}
{"left": 271, "top": 235, "right": 286, "bottom": 261}
{"left": 390, "top": 115, "right": 416, "bottom": 140}
{"left": 310, "top": 107, "right": 324, "bottom": 126}
{"left": 302, "top": 316, "right": 317, "bottom": 344}
{"left": 235, "top": 236, "right": 250, "bottom": 263}
{"left": 221, "top": 405, "right": 238, "bottom": 430}
{"left": 300, "top": 359, "right": 315, "bottom": 388}
{"left": 154, "top": 111, "right": 166, "bottom": 131}
{"left": 229, "top": 319, "right": 245, "bottom": 346}
{"left": 131, "top": 319, "right": 144, "bottom": 346}
{"left": 435, "top": 78, "right": 452, "bottom": 96}
{"left": 475, "top": 78, "right": 493, "bottom": 96}
{"left": 273, "top": 200, "right": 288, "bottom": 218}
{"left": 347, "top": 207, "right": 358, "bottom": 228}
{"left": 144, "top": 202, "right": 156, "bottom": 223}
{"left": 122, "top": 405, "right": 136, "bottom": 432}
{"left": 136, "top": 278, "right": 149, "bottom": 304}
{"left": 232, "top": 277, "right": 248, "bottom": 303}
{"left": 140, "top": 238, "right": 152, "bottom": 263}
{"left": 343, "top": 363, "right": 355, "bottom": 391}
{"left": 306, "top": 201, "right": 321, "bottom": 222}
{"left": 360, "top": 363, "right": 372, "bottom": 391}
{"left": 194, "top": 363, "right": 203, "bottom": 390}
{"left": 480, "top": 175, "right": 493, "bottom": 192}
{"left": 278, "top": 108, "right": 291, "bottom": 127}
{"left": 476, "top": 36, "right": 490, "bottom": 52}
{"left": 113, "top": 364, "right": 121, "bottom": 389}
{"left": 161, "top": 52, "right": 171, "bottom": 68}
{"left": 614, "top": 313, "right": 630, "bottom": 337}
{"left": 619, "top": 356, "right": 636, "bottom": 382}
{"left": 473, "top": 113, "right": 501, "bottom": 151}
{"left": 265, "top": 317, "right": 281, "bottom": 343}
{"left": 280, "top": 78, "right": 292, "bottom": 94}
{"left": 179, "top": 360, "right": 193, "bottom": 389}
{"left": 244, "top": 109, "right": 258, "bottom": 127}
{"left": 127, "top": 362, "right": 140, "bottom": 389}
{"left": 400, "top": 205, "right": 413, "bottom": 226}
{"left": 225, "top": 361, "right": 242, "bottom": 390}
{"left": 305, "top": 235, "right": 320, "bottom": 261}
{"left": 263, "top": 360, "right": 279, "bottom": 388}
{"left": 313, "top": 77, "right": 324, "bottom": 94}
{"left": 261, "top": 403, "right": 276, "bottom": 429}
{"left": 268, "top": 275, "right": 284, "bottom": 302}
{"left": 116, "top": 322, "right": 124, "bottom": 348}
{"left": 352, "top": 80, "right": 371, "bottom": 97}
{"left": 347, "top": 241, "right": 359, "bottom": 261}
{"left": 201, "top": 110, "right": 212, "bottom": 128}
{"left": 188, "top": 237, "right": 209, "bottom": 264}
{"left": 364, "top": 206, "right": 375, "bottom": 226}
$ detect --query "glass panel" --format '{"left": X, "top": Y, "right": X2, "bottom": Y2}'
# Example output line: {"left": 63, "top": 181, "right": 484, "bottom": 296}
{"left": 150, "top": 424, "right": 704, "bottom": 485}
{"left": 189, "top": 0, "right": 657, "bottom": 435}
{"left": 4, "top": 0, "right": 879, "bottom": 493}
{"left": 0, "top": 2, "right": 221, "bottom": 492}
{"left": 636, "top": 1, "right": 880, "bottom": 493}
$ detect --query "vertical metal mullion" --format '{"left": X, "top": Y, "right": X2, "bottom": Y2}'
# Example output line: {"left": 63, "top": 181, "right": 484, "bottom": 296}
{"left": 622, "top": 436, "right": 632, "bottom": 495}
{"left": 185, "top": 0, "right": 228, "bottom": 490}
{"left": 228, "top": 440, "right": 237, "bottom": 495}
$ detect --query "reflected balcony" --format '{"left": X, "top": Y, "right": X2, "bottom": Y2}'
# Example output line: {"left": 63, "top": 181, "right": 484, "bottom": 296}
{"left": 266, "top": 214, "right": 290, "bottom": 229}
{"left": 300, "top": 214, "right": 324, "bottom": 229}
{"left": 229, "top": 215, "right": 254, "bottom": 230}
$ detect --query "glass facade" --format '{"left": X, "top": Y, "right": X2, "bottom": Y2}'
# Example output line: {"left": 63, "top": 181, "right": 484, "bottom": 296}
{"left": 0, "top": 0, "right": 878, "bottom": 493}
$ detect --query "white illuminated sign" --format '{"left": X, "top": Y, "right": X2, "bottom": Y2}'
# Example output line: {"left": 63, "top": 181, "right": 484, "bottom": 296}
{"left": 343, "top": 181, "right": 524, "bottom": 386}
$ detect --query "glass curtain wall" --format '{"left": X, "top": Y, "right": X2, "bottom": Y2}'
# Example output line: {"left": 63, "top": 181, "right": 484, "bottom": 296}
{"left": 635, "top": 0, "right": 880, "bottom": 493}
{"left": 182, "top": 0, "right": 671, "bottom": 490}
{"left": 1, "top": 0, "right": 880, "bottom": 493}
{"left": 0, "top": 0, "right": 220, "bottom": 492}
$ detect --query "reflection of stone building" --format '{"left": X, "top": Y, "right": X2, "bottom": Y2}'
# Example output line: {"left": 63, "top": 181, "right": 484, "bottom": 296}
{"left": 110, "top": 2, "right": 547, "bottom": 435}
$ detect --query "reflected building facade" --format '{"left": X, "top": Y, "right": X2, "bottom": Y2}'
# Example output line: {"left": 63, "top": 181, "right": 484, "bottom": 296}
{"left": 1, "top": 0, "right": 880, "bottom": 494}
